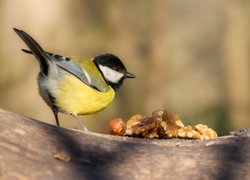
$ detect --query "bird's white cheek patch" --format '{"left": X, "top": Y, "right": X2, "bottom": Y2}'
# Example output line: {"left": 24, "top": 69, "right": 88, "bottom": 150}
{"left": 99, "top": 65, "right": 123, "bottom": 83}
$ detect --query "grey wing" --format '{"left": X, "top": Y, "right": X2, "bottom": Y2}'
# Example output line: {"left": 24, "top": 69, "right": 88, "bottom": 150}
{"left": 22, "top": 49, "right": 101, "bottom": 91}
{"left": 55, "top": 60, "right": 94, "bottom": 88}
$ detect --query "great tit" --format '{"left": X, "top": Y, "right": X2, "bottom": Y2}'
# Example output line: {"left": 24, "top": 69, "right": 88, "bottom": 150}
{"left": 13, "top": 28, "right": 135, "bottom": 131}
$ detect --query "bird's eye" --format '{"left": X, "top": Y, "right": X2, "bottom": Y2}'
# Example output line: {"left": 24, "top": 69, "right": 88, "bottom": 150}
{"left": 113, "top": 67, "right": 119, "bottom": 71}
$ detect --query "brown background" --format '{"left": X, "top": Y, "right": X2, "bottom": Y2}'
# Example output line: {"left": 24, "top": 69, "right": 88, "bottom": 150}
{"left": 0, "top": 0, "right": 249, "bottom": 135}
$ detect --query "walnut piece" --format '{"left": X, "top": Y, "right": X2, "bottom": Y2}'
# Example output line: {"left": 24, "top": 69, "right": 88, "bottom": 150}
{"left": 178, "top": 125, "right": 201, "bottom": 139}
{"left": 126, "top": 114, "right": 161, "bottom": 139}
{"left": 158, "top": 109, "right": 185, "bottom": 138}
{"left": 109, "top": 109, "right": 218, "bottom": 140}
{"left": 194, "top": 124, "right": 217, "bottom": 140}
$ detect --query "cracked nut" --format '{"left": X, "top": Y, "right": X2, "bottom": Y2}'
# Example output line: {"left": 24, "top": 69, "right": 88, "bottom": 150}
{"left": 126, "top": 114, "right": 162, "bottom": 139}
{"left": 194, "top": 124, "right": 217, "bottom": 140}
{"left": 108, "top": 109, "right": 218, "bottom": 140}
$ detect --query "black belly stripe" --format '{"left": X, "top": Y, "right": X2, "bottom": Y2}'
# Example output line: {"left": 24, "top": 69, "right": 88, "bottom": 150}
{"left": 48, "top": 91, "right": 57, "bottom": 109}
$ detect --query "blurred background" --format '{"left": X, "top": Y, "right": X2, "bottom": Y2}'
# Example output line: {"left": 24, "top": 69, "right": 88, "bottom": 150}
{"left": 0, "top": 0, "right": 249, "bottom": 135}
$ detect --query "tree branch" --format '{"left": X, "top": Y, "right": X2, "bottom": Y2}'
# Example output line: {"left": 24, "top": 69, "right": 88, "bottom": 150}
{"left": 0, "top": 109, "right": 249, "bottom": 180}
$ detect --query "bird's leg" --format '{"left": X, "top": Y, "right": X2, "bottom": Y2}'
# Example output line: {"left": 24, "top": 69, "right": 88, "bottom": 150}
{"left": 52, "top": 108, "right": 60, "bottom": 126}
{"left": 73, "top": 115, "right": 89, "bottom": 132}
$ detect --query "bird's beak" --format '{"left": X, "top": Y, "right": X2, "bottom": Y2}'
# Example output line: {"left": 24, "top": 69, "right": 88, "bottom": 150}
{"left": 125, "top": 72, "right": 136, "bottom": 78}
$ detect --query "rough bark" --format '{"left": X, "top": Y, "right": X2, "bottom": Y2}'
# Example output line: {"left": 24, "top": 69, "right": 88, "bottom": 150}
{"left": 0, "top": 109, "right": 249, "bottom": 180}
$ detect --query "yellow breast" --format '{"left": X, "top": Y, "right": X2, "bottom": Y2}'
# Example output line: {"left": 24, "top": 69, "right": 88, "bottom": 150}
{"left": 55, "top": 74, "right": 115, "bottom": 115}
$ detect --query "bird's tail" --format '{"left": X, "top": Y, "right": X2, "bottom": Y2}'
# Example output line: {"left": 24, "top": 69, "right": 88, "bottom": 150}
{"left": 13, "top": 28, "right": 51, "bottom": 75}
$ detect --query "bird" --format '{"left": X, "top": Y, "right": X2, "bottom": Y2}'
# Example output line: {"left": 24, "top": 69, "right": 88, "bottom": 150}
{"left": 13, "top": 28, "right": 135, "bottom": 131}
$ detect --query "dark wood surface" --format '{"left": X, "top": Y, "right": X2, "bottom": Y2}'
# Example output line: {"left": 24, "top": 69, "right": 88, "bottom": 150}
{"left": 0, "top": 109, "right": 249, "bottom": 180}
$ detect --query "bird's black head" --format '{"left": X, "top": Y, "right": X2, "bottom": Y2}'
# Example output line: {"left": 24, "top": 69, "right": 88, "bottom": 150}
{"left": 93, "top": 54, "right": 135, "bottom": 91}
